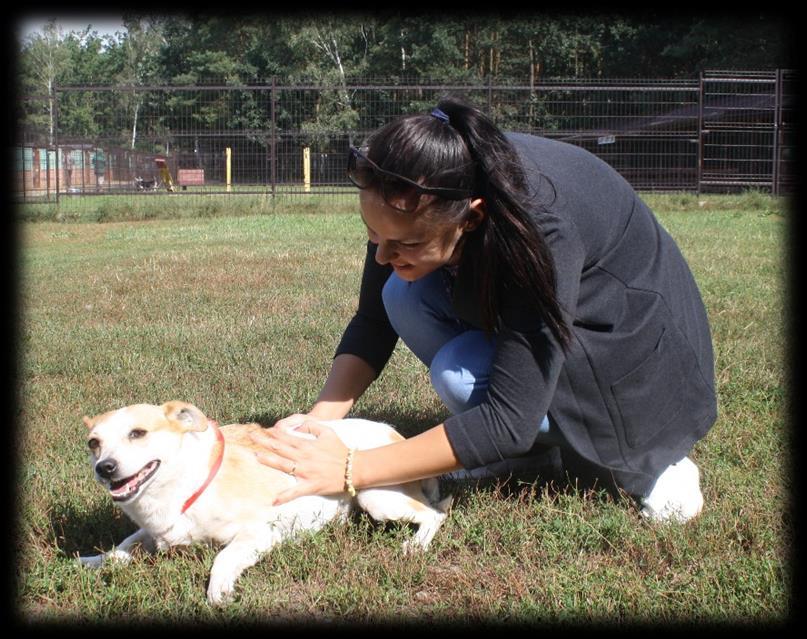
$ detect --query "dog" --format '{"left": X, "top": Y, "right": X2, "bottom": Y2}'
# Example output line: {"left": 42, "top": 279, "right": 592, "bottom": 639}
{"left": 133, "top": 176, "right": 158, "bottom": 191}
{"left": 78, "top": 401, "right": 452, "bottom": 605}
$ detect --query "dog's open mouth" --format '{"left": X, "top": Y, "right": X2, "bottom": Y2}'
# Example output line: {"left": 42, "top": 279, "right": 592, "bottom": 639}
{"left": 108, "top": 460, "right": 160, "bottom": 502}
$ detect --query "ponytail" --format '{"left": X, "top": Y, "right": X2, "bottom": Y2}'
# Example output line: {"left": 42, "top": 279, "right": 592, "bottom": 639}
{"left": 436, "top": 97, "right": 572, "bottom": 351}
{"left": 364, "top": 96, "right": 571, "bottom": 351}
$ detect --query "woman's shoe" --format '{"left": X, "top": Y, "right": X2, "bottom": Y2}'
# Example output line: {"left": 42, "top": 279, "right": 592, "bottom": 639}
{"left": 640, "top": 456, "right": 704, "bottom": 523}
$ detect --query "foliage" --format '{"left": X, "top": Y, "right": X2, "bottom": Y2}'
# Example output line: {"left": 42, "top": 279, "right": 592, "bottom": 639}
{"left": 15, "top": 14, "right": 792, "bottom": 152}
{"left": 18, "top": 13, "right": 791, "bottom": 89}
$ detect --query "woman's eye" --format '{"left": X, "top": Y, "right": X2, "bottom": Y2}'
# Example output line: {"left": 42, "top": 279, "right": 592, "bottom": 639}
{"left": 129, "top": 429, "right": 147, "bottom": 440}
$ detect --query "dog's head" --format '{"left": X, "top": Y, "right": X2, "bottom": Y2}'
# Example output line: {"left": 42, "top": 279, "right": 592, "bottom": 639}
{"left": 82, "top": 401, "right": 212, "bottom": 503}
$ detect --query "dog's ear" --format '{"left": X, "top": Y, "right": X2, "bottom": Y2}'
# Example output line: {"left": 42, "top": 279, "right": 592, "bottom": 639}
{"left": 162, "top": 401, "right": 209, "bottom": 432}
{"left": 82, "top": 416, "right": 94, "bottom": 429}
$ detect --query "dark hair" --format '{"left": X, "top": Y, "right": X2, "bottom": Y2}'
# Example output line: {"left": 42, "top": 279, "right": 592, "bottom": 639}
{"left": 365, "top": 96, "right": 571, "bottom": 351}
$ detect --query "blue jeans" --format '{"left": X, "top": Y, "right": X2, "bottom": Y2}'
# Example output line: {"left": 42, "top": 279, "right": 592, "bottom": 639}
{"left": 381, "top": 269, "right": 560, "bottom": 452}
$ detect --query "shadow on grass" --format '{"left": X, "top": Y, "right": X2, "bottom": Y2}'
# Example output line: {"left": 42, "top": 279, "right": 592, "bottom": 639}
{"left": 49, "top": 497, "right": 138, "bottom": 559}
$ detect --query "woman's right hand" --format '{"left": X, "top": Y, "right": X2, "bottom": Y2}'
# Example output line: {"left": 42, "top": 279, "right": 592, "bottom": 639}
{"left": 272, "top": 413, "right": 312, "bottom": 431}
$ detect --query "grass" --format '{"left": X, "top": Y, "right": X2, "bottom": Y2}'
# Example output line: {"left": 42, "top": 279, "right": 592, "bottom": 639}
{"left": 13, "top": 192, "right": 791, "bottom": 627}
{"left": 16, "top": 188, "right": 360, "bottom": 224}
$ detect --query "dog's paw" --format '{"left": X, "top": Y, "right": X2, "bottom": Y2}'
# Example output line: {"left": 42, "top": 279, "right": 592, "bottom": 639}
{"left": 77, "top": 554, "right": 105, "bottom": 569}
{"left": 401, "top": 538, "right": 422, "bottom": 556}
{"left": 77, "top": 549, "right": 134, "bottom": 569}
{"left": 207, "top": 575, "right": 237, "bottom": 606}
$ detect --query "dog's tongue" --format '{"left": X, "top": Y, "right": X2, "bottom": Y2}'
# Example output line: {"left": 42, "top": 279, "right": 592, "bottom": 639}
{"left": 110, "top": 475, "right": 141, "bottom": 497}
{"left": 110, "top": 461, "right": 158, "bottom": 499}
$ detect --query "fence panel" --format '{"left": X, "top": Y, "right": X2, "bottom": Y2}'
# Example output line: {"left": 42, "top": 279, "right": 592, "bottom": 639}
{"left": 700, "top": 70, "right": 782, "bottom": 191}
{"left": 13, "top": 72, "right": 795, "bottom": 205}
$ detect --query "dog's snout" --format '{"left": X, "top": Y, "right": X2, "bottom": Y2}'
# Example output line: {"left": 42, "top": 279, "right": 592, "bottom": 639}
{"left": 95, "top": 459, "right": 118, "bottom": 479}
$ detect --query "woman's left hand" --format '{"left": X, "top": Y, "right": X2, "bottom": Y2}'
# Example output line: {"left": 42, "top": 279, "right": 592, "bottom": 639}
{"left": 251, "top": 419, "right": 349, "bottom": 506}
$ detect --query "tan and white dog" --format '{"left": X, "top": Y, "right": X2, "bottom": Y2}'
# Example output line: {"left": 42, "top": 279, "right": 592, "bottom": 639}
{"left": 78, "top": 401, "right": 451, "bottom": 605}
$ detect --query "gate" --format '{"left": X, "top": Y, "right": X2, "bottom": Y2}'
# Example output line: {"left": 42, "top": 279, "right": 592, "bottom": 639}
{"left": 699, "top": 70, "right": 796, "bottom": 194}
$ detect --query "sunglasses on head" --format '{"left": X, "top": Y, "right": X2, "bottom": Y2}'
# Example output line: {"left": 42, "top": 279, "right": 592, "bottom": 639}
{"left": 346, "top": 146, "right": 473, "bottom": 213}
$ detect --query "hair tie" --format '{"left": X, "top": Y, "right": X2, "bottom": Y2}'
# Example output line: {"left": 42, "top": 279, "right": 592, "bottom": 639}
{"left": 430, "top": 108, "right": 450, "bottom": 124}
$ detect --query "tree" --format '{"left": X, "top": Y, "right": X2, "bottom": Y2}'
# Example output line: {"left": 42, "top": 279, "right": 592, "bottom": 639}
{"left": 287, "top": 16, "right": 375, "bottom": 144}
{"left": 16, "top": 12, "right": 791, "bottom": 154}
{"left": 18, "top": 20, "right": 72, "bottom": 145}
{"left": 660, "top": 14, "right": 791, "bottom": 73}
{"left": 117, "top": 15, "right": 166, "bottom": 149}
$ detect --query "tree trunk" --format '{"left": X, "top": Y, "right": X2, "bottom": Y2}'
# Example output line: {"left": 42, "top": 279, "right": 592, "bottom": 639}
{"left": 47, "top": 79, "right": 54, "bottom": 147}
{"left": 131, "top": 98, "right": 141, "bottom": 150}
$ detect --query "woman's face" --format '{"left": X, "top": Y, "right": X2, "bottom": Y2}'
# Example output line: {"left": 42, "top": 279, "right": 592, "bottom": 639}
{"left": 358, "top": 188, "right": 483, "bottom": 282}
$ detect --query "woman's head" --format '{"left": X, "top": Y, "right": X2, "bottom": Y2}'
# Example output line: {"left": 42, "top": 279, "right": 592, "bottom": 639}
{"left": 357, "top": 186, "right": 477, "bottom": 281}
{"left": 349, "top": 96, "right": 570, "bottom": 348}
{"left": 360, "top": 106, "right": 475, "bottom": 220}
{"left": 350, "top": 99, "right": 490, "bottom": 280}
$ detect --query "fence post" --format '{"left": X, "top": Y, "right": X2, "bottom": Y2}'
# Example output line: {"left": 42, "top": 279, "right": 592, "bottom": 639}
{"left": 696, "top": 71, "right": 704, "bottom": 195}
{"left": 772, "top": 68, "right": 782, "bottom": 196}
{"left": 303, "top": 146, "right": 311, "bottom": 193}
{"left": 226, "top": 147, "right": 232, "bottom": 192}
{"left": 54, "top": 84, "right": 60, "bottom": 205}
{"left": 45, "top": 145, "right": 50, "bottom": 200}
{"left": 270, "top": 76, "right": 277, "bottom": 197}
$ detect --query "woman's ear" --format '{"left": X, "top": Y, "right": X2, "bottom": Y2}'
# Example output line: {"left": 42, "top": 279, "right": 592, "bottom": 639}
{"left": 464, "top": 198, "right": 487, "bottom": 232}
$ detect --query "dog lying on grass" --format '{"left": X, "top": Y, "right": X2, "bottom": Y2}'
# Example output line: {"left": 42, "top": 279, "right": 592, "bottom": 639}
{"left": 78, "top": 401, "right": 452, "bottom": 605}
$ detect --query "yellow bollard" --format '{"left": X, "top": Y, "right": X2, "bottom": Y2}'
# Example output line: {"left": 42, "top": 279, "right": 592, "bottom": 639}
{"left": 303, "top": 147, "right": 311, "bottom": 193}
{"left": 226, "top": 147, "right": 232, "bottom": 193}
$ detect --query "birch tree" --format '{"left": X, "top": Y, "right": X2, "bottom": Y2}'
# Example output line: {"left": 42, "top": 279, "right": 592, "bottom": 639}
{"left": 289, "top": 16, "right": 373, "bottom": 145}
{"left": 19, "top": 20, "right": 72, "bottom": 145}
{"left": 119, "top": 15, "right": 165, "bottom": 149}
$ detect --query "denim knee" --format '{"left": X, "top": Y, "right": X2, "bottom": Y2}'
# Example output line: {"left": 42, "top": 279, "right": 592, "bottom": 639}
{"left": 429, "top": 331, "right": 556, "bottom": 442}
{"left": 382, "top": 270, "right": 466, "bottom": 368}
{"left": 429, "top": 331, "right": 494, "bottom": 415}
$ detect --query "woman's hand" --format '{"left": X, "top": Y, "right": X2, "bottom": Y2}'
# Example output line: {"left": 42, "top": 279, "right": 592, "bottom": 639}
{"left": 251, "top": 417, "right": 349, "bottom": 506}
{"left": 272, "top": 413, "right": 311, "bottom": 431}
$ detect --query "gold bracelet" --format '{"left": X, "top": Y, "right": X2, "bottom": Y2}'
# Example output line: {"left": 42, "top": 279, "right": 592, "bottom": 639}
{"left": 344, "top": 448, "right": 357, "bottom": 497}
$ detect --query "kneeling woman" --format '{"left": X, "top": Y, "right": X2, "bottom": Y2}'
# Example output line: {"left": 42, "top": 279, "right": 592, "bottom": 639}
{"left": 254, "top": 97, "right": 717, "bottom": 522}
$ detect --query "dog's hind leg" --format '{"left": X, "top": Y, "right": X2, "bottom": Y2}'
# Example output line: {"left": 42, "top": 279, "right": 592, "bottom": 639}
{"left": 401, "top": 501, "right": 451, "bottom": 554}
{"left": 356, "top": 488, "right": 452, "bottom": 554}
{"left": 206, "top": 526, "right": 284, "bottom": 606}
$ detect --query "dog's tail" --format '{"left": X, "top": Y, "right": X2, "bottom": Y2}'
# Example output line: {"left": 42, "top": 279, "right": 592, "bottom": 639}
{"left": 421, "top": 477, "right": 453, "bottom": 514}
{"left": 435, "top": 494, "right": 454, "bottom": 514}
{"left": 421, "top": 477, "right": 440, "bottom": 505}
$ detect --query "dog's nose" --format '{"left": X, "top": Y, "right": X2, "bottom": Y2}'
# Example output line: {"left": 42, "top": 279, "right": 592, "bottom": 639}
{"left": 95, "top": 459, "right": 118, "bottom": 479}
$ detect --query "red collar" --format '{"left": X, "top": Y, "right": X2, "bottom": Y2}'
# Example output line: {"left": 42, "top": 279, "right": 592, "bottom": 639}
{"left": 181, "top": 421, "right": 225, "bottom": 514}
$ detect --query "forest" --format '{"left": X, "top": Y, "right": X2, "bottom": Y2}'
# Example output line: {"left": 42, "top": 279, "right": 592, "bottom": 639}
{"left": 18, "top": 12, "right": 792, "bottom": 92}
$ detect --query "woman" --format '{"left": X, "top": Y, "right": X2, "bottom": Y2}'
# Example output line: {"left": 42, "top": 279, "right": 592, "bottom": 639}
{"left": 253, "top": 97, "right": 717, "bottom": 522}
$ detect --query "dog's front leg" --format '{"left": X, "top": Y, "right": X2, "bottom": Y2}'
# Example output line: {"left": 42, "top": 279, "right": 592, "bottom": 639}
{"left": 206, "top": 527, "right": 283, "bottom": 606}
{"left": 77, "top": 527, "right": 154, "bottom": 568}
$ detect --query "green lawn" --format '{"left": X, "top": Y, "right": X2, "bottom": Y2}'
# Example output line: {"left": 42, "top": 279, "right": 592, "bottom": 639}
{"left": 14, "top": 192, "right": 791, "bottom": 626}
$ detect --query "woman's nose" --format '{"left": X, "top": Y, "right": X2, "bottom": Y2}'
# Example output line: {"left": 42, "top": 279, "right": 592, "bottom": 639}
{"left": 375, "top": 242, "right": 395, "bottom": 265}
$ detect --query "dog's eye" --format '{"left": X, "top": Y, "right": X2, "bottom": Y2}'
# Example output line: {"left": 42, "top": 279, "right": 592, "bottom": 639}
{"left": 128, "top": 429, "right": 147, "bottom": 440}
{"left": 87, "top": 438, "right": 100, "bottom": 451}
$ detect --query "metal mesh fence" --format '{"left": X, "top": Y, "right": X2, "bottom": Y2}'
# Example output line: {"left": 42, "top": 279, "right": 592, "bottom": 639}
{"left": 14, "top": 71, "right": 796, "bottom": 204}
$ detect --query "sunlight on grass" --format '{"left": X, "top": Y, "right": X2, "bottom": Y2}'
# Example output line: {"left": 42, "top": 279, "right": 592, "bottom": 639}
{"left": 15, "top": 192, "right": 790, "bottom": 624}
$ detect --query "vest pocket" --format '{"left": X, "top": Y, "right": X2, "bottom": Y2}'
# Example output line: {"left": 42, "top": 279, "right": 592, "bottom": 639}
{"left": 611, "top": 327, "right": 685, "bottom": 448}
